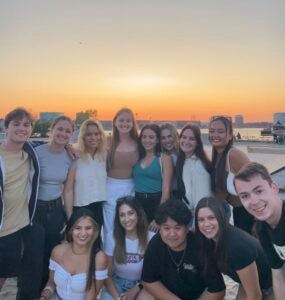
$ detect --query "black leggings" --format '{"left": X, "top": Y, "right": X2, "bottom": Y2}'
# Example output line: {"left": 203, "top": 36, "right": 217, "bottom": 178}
{"left": 135, "top": 192, "right": 162, "bottom": 223}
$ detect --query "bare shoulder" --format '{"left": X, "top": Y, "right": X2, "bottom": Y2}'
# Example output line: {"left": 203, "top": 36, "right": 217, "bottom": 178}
{"left": 229, "top": 148, "right": 250, "bottom": 172}
{"left": 161, "top": 153, "right": 172, "bottom": 164}
{"left": 51, "top": 242, "right": 69, "bottom": 262}
{"left": 95, "top": 250, "right": 108, "bottom": 270}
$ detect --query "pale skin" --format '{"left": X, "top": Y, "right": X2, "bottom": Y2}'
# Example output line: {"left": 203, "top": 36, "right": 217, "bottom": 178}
{"left": 235, "top": 176, "right": 284, "bottom": 300}
{"left": 39, "top": 218, "right": 107, "bottom": 300}
{"left": 112, "top": 111, "right": 137, "bottom": 152}
{"left": 64, "top": 123, "right": 103, "bottom": 218}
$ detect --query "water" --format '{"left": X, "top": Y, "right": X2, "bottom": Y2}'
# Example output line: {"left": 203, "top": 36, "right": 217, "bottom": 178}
{"left": 69, "top": 127, "right": 285, "bottom": 172}
{"left": 201, "top": 127, "right": 273, "bottom": 141}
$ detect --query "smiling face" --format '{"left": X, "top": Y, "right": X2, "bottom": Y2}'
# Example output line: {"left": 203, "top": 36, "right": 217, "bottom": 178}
{"left": 179, "top": 128, "right": 197, "bottom": 158}
{"left": 50, "top": 120, "right": 73, "bottom": 147}
{"left": 208, "top": 119, "right": 232, "bottom": 152}
{"left": 235, "top": 175, "right": 280, "bottom": 225}
{"left": 160, "top": 128, "right": 175, "bottom": 153}
{"left": 141, "top": 128, "right": 158, "bottom": 152}
{"left": 197, "top": 207, "right": 219, "bottom": 240}
{"left": 5, "top": 116, "right": 33, "bottom": 146}
{"left": 118, "top": 203, "right": 138, "bottom": 235}
{"left": 71, "top": 217, "right": 97, "bottom": 247}
{"left": 159, "top": 218, "right": 188, "bottom": 251}
{"left": 115, "top": 111, "right": 134, "bottom": 134}
{"left": 83, "top": 124, "right": 101, "bottom": 152}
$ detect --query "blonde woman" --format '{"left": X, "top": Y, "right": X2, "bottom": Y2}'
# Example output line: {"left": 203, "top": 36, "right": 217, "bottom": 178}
{"left": 64, "top": 119, "right": 107, "bottom": 228}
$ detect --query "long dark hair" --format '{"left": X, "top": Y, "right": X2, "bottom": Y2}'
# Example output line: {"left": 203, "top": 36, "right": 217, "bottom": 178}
{"left": 138, "top": 123, "right": 161, "bottom": 159}
{"left": 176, "top": 124, "right": 211, "bottom": 201}
{"left": 195, "top": 197, "right": 229, "bottom": 274}
{"left": 209, "top": 116, "right": 233, "bottom": 194}
{"left": 113, "top": 196, "right": 148, "bottom": 263}
{"left": 66, "top": 208, "right": 101, "bottom": 291}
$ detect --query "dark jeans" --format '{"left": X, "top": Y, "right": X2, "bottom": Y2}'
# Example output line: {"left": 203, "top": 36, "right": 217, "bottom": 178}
{"left": 16, "top": 224, "right": 45, "bottom": 300}
{"left": 0, "top": 230, "right": 22, "bottom": 277}
{"left": 33, "top": 198, "right": 66, "bottom": 290}
{"left": 135, "top": 192, "right": 162, "bottom": 223}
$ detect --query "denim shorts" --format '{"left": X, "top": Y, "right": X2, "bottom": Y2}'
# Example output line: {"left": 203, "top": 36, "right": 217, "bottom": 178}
{"left": 100, "top": 275, "right": 137, "bottom": 300}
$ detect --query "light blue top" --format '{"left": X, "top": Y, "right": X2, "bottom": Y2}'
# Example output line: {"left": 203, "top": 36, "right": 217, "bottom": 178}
{"left": 133, "top": 156, "right": 162, "bottom": 193}
{"left": 35, "top": 144, "right": 72, "bottom": 201}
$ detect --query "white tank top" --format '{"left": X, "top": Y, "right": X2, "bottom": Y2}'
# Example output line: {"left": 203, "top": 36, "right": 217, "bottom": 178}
{"left": 226, "top": 149, "right": 238, "bottom": 196}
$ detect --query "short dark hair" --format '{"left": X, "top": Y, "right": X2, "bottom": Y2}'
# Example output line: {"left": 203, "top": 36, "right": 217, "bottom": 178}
{"left": 155, "top": 199, "right": 192, "bottom": 226}
{"left": 234, "top": 162, "right": 272, "bottom": 186}
{"left": 4, "top": 107, "right": 34, "bottom": 128}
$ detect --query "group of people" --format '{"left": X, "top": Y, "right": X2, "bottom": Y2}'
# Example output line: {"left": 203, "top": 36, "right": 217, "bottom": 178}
{"left": 0, "top": 106, "right": 284, "bottom": 300}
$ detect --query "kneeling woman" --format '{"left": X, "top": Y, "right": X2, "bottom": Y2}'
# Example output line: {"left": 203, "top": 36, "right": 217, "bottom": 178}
{"left": 101, "top": 196, "right": 155, "bottom": 300}
{"left": 195, "top": 197, "right": 272, "bottom": 300}
{"left": 40, "top": 209, "right": 108, "bottom": 300}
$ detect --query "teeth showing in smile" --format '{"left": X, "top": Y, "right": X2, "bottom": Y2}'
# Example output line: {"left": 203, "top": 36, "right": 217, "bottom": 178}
{"left": 253, "top": 205, "right": 266, "bottom": 213}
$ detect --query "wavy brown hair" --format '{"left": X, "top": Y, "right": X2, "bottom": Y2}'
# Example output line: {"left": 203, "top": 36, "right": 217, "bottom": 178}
{"left": 113, "top": 196, "right": 148, "bottom": 264}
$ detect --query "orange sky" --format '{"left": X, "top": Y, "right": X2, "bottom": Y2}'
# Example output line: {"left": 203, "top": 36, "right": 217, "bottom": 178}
{"left": 1, "top": 1, "right": 284, "bottom": 122}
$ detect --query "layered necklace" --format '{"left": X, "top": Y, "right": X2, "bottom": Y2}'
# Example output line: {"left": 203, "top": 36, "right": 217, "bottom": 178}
{"left": 167, "top": 245, "right": 187, "bottom": 273}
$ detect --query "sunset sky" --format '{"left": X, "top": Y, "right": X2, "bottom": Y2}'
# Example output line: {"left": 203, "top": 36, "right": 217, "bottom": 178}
{"left": 0, "top": 0, "right": 284, "bottom": 121}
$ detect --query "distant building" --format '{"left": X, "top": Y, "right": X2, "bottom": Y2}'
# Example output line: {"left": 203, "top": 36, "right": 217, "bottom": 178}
{"left": 235, "top": 115, "right": 244, "bottom": 126}
{"left": 39, "top": 112, "right": 63, "bottom": 122}
{"left": 273, "top": 112, "right": 285, "bottom": 124}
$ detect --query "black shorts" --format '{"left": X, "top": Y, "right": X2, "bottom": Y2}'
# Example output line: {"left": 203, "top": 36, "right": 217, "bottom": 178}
{"left": 0, "top": 229, "right": 23, "bottom": 277}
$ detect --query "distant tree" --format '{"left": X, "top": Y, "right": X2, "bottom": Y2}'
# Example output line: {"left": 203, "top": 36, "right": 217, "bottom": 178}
{"left": 75, "top": 109, "right": 98, "bottom": 125}
{"left": 33, "top": 120, "right": 51, "bottom": 137}
{"left": 86, "top": 109, "right": 98, "bottom": 119}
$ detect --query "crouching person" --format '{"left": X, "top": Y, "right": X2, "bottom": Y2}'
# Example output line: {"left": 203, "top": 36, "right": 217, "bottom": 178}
{"left": 234, "top": 162, "right": 285, "bottom": 300}
{"left": 39, "top": 209, "right": 108, "bottom": 300}
{"left": 141, "top": 199, "right": 225, "bottom": 300}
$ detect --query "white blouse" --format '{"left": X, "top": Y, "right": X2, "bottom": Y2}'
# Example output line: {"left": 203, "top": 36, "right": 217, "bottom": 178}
{"left": 49, "top": 259, "right": 108, "bottom": 300}
{"left": 182, "top": 155, "right": 212, "bottom": 213}
{"left": 73, "top": 155, "right": 107, "bottom": 206}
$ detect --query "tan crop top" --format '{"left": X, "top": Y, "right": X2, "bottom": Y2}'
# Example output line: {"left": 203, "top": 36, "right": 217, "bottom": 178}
{"left": 107, "top": 149, "right": 139, "bottom": 179}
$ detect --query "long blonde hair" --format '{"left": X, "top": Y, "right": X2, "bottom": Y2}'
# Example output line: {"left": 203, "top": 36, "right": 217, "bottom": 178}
{"left": 109, "top": 108, "right": 138, "bottom": 168}
{"left": 76, "top": 119, "right": 107, "bottom": 162}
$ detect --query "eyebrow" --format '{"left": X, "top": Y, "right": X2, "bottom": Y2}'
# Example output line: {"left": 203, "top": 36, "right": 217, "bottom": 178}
{"left": 238, "top": 185, "right": 262, "bottom": 195}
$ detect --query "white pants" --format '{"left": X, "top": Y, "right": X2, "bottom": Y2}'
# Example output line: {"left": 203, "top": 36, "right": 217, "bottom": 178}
{"left": 103, "top": 177, "right": 134, "bottom": 247}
